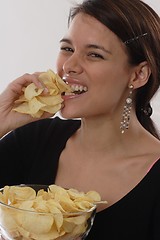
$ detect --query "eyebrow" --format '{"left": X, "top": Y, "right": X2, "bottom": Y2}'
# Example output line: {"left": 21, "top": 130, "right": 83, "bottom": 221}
{"left": 60, "top": 38, "right": 112, "bottom": 55}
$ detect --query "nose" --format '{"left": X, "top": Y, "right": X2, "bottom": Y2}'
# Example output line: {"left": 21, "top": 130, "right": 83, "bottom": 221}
{"left": 62, "top": 53, "right": 83, "bottom": 76}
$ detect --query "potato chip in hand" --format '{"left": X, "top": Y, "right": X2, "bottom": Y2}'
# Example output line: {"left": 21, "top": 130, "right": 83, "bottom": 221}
{"left": 12, "top": 69, "right": 72, "bottom": 118}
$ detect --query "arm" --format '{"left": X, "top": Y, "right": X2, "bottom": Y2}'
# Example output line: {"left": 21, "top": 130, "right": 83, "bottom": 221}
{"left": 0, "top": 73, "right": 52, "bottom": 138}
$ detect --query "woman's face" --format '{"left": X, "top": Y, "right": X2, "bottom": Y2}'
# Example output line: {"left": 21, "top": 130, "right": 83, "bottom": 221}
{"left": 56, "top": 13, "right": 135, "bottom": 120}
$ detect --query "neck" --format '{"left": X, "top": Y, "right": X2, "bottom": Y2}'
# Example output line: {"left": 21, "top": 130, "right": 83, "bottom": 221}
{"left": 74, "top": 114, "right": 143, "bottom": 157}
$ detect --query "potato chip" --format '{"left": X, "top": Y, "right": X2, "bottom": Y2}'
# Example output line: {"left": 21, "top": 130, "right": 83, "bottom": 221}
{"left": 64, "top": 214, "right": 86, "bottom": 225}
{"left": 16, "top": 225, "right": 30, "bottom": 239}
{"left": 12, "top": 69, "right": 72, "bottom": 118}
{"left": 25, "top": 83, "right": 43, "bottom": 100}
{"left": 0, "top": 207, "right": 18, "bottom": 233}
{"left": 67, "top": 188, "right": 86, "bottom": 200}
{"left": 86, "top": 190, "right": 101, "bottom": 202}
{"left": 2, "top": 185, "right": 10, "bottom": 204}
{"left": 74, "top": 200, "right": 93, "bottom": 210}
{"left": 48, "top": 207, "right": 63, "bottom": 232}
{"left": 19, "top": 213, "right": 54, "bottom": 234}
{"left": 3, "top": 186, "right": 36, "bottom": 205}
{"left": 33, "top": 198, "right": 49, "bottom": 213}
{"left": 38, "top": 70, "right": 71, "bottom": 94}
{"left": 49, "top": 184, "right": 70, "bottom": 197}
{"left": 30, "top": 226, "right": 64, "bottom": 240}
{"left": 46, "top": 199, "right": 65, "bottom": 213}
{"left": 71, "top": 222, "right": 87, "bottom": 237}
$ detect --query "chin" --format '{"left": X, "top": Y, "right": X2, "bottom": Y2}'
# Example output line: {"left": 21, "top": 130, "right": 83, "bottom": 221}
{"left": 59, "top": 108, "right": 81, "bottom": 120}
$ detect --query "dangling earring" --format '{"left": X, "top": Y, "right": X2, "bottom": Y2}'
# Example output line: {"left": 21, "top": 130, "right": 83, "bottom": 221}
{"left": 120, "top": 84, "right": 134, "bottom": 134}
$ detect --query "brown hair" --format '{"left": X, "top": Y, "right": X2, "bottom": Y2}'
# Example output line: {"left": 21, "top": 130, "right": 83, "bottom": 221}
{"left": 69, "top": 0, "right": 160, "bottom": 138}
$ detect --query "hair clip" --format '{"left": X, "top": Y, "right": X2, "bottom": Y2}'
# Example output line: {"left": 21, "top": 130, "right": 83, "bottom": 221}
{"left": 124, "top": 33, "right": 148, "bottom": 45}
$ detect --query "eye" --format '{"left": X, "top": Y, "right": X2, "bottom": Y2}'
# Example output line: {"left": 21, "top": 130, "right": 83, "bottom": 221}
{"left": 60, "top": 47, "right": 74, "bottom": 53}
{"left": 88, "top": 52, "right": 104, "bottom": 59}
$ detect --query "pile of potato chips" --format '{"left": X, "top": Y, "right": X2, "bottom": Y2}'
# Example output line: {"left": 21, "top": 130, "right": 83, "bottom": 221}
{"left": 12, "top": 70, "right": 72, "bottom": 118}
{"left": 0, "top": 184, "right": 107, "bottom": 240}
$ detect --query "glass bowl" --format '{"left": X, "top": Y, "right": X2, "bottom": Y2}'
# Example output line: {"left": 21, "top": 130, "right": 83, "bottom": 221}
{"left": 0, "top": 184, "right": 97, "bottom": 240}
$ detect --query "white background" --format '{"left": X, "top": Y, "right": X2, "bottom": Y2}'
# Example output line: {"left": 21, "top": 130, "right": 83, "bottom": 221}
{"left": 0, "top": 0, "right": 159, "bottom": 129}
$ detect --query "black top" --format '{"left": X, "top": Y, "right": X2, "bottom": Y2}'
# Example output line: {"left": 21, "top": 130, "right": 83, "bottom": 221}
{"left": 0, "top": 117, "right": 160, "bottom": 239}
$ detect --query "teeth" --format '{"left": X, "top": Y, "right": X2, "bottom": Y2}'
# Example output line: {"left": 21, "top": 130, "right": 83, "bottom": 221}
{"left": 80, "top": 86, "right": 83, "bottom": 92}
{"left": 75, "top": 85, "right": 79, "bottom": 91}
{"left": 70, "top": 84, "right": 88, "bottom": 94}
{"left": 65, "top": 92, "right": 75, "bottom": 96}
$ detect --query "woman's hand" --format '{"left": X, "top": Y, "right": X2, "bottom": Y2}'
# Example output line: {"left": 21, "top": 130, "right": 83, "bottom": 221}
{"left": 0, "top": 73, "right": 52, "bottom": 138}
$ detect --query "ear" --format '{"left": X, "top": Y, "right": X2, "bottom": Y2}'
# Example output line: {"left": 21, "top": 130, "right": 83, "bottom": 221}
{"left": 130, "top": 61, "right": 151, "bottom": 89}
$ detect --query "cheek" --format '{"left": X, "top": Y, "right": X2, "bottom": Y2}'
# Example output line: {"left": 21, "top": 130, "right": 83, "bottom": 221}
{"left": 55, "top": 54, "right": 64, "bottom": 76}
{"left": 91, "top": 68, "right": 128, "bottom": 101}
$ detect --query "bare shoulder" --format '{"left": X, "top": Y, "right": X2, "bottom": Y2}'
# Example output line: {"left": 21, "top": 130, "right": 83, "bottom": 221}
{"left": 131, "top": 129, "right": 160, "bottom": 162}
{"left": 143, "top": 134, "right": 160, "bottom": 162}
{"left": 128, "top": 139, "right": 160, "bottom": 171}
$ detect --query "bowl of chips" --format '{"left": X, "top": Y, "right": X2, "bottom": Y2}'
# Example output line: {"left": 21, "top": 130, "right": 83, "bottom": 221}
{"left": 0, "top": 184, "right": 105, "bottom": 240}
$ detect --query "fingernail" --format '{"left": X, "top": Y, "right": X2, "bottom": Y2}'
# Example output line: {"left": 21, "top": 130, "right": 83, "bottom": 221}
{"left": 43, "top": 87, "right": 49, "bottom": 94}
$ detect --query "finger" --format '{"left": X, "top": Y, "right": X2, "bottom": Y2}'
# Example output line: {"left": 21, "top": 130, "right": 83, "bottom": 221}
{"left": 8, "top": 73, "right": 44, "bottom": 96}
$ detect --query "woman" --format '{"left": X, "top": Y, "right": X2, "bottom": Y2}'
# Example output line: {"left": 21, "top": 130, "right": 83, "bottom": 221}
{"left": 0, "top": 0, "right": 160, "bottom": 239}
